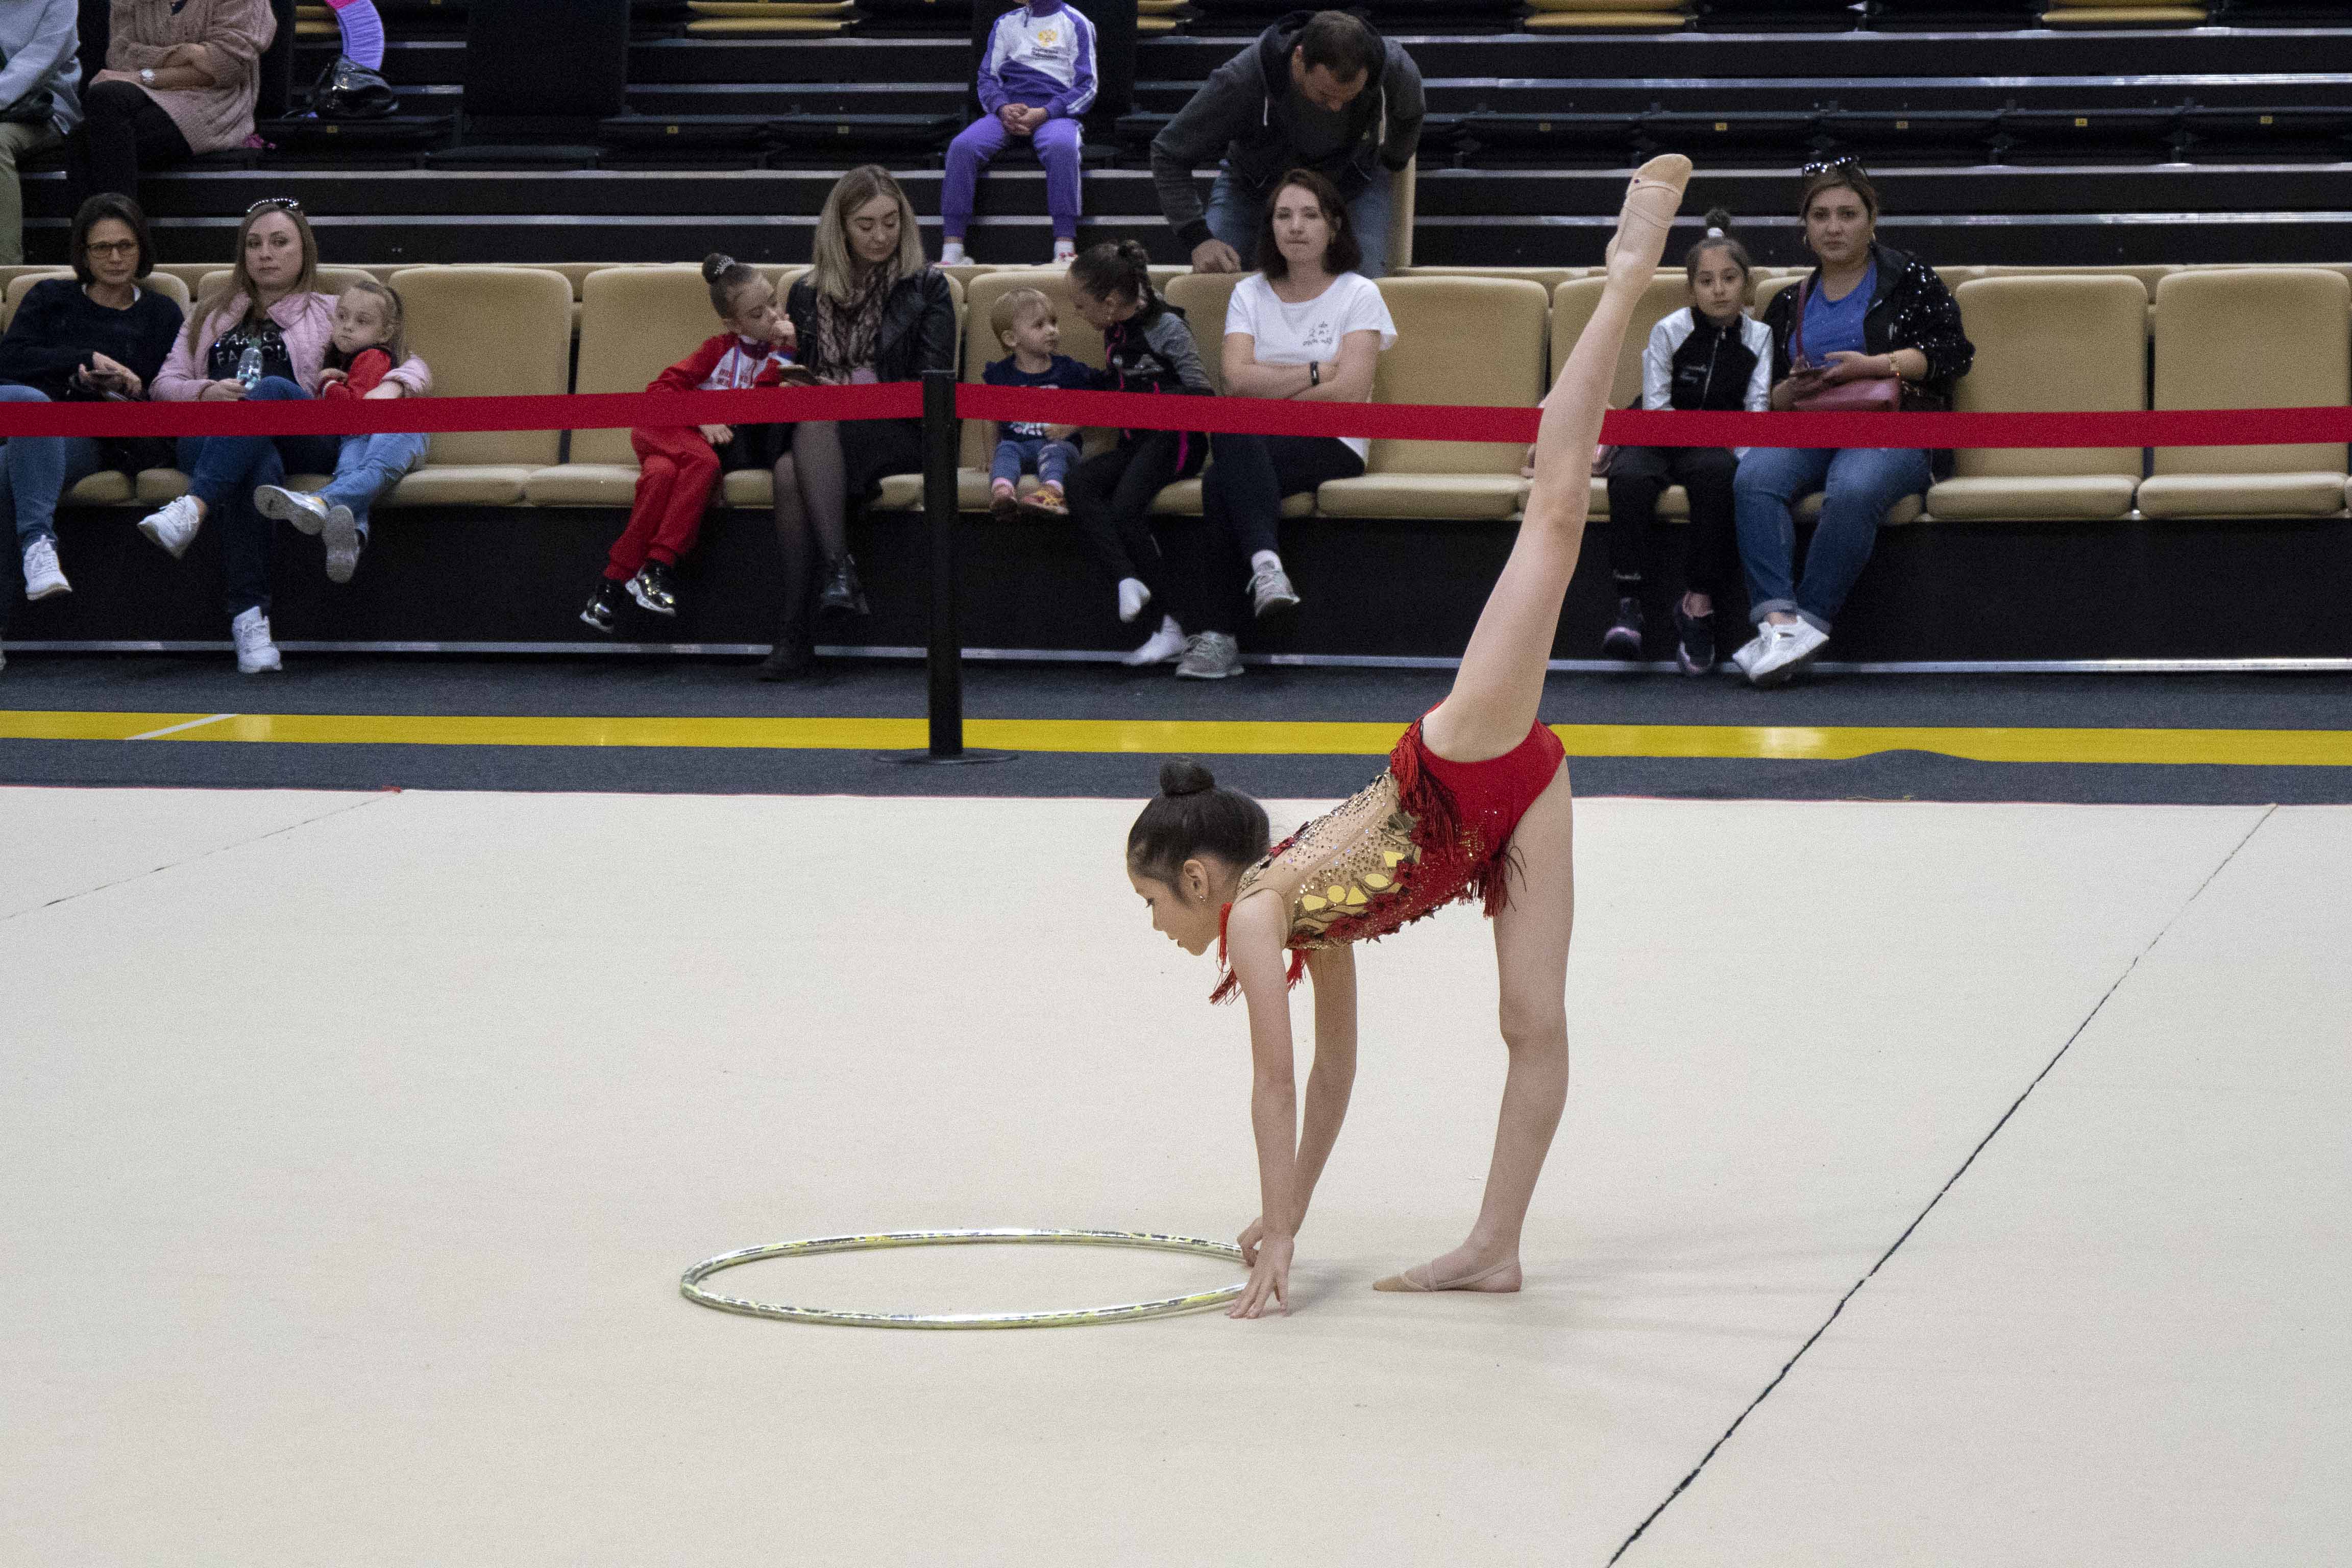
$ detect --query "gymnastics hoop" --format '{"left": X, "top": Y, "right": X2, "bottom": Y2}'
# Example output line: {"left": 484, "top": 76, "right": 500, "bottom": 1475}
{"left": 679, "top": 1228, "right": 1247, "bottom": 1329}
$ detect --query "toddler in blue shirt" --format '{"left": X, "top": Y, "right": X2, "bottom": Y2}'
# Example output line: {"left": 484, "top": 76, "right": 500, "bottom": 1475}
{"left": 981, "top": 286, "right": 1095, "bottom": 518}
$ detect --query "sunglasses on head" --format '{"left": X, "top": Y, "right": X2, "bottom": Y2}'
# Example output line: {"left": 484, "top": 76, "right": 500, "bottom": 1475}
{"left": 244, "top": 197, "right": 304, "bottom": 216}
{"left": 1799, "top": 157, "right": 1868, "bottom": 179}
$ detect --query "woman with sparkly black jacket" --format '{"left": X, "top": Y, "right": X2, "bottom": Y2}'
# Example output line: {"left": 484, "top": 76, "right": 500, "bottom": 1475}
{"left": 1732, "top": 160, "right": 1972, "bottom": 688}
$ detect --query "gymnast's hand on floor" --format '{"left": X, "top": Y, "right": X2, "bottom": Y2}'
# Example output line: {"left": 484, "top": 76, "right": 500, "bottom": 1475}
{"left": 1229, "top": 1233, "right": 1291, "bottom": 1319}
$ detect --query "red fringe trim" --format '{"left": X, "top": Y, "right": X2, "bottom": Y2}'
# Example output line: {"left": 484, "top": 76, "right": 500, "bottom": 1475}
{"left": 1210, "top": 899, "right": 1309, "bottom": 1006}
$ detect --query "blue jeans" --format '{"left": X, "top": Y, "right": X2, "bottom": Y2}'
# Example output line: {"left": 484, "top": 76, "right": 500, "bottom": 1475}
{"left": 991, "top": 433, "right": 1077, "bottom": 491}
{"left": 0, "top": 384, "right": 106, "bottom": 546}
{"left": 1205, "top": 163, "right": 1394, "bottom": 280}
{"left": 177, "top": 377, "right": 341, "bottom": 618}
{"left": 321, "top": 431, "right": 428, "bottom": 540}
{"left": 1732, "top": 445, "right": 1933, "bottom": 633}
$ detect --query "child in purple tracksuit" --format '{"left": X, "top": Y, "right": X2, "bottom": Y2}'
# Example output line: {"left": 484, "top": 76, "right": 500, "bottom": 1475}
{"left": 942, "top": 1, "right": 1098, "bottom": 266}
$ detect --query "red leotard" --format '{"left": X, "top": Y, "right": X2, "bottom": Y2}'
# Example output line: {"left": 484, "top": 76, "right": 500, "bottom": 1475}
{"left": 1213, "top": 716, "right": 1567, "bottom": 1001}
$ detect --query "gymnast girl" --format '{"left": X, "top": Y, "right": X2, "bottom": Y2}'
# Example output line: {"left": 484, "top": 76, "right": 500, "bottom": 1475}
{"left": 1123, "top": 155, "right": 1693, "bottom": 1320}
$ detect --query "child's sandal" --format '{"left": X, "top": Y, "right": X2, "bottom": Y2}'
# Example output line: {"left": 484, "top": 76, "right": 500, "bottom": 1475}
{"left": 989, "top": 490, "right": 1020, "bottom": 520}
{"left": 1017, "top": 489, "right": 1069, "bottom": 519}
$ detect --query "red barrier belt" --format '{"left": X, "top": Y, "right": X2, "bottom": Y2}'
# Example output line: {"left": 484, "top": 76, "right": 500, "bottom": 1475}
{"left": 957, "top": 383, "right": 2352, "bottom": 450}
{"left": 0, "top": 381, "right": 921, "bottom": 439}
{"left": 0, "top": 377, "right": 2344, "bottom": 449}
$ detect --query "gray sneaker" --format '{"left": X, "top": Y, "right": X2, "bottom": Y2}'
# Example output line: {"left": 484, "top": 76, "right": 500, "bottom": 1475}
{"left": 1249, "top": 561, "right": 1300, "bottom": 618}
{"left": 1174, "top": 630, "right": 1242, "bottom": 680}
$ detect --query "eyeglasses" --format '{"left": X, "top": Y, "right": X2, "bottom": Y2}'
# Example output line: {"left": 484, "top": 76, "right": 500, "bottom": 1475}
{"left": 84, "top": 239, "right": 139, "bottom": 257}
{"left": 1799, "top": 157, "right": 1868, "bottom": 178}
{"left": 244, "top": 197, "right": 304, "bottom": 216}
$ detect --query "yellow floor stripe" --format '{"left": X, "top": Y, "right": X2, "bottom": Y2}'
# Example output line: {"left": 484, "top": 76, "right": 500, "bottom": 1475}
{"left": 3, "top": 710, "right": 2349, "bottom": 767}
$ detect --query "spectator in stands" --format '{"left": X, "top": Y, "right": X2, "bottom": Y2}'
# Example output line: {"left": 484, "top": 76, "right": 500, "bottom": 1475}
{"left": 0, "top": 193, "right": 181, "bottom": 607}
{"left": 780, "top": 165, "right": 957, "bottom": 638}
{"left": 1604, "top": 208, "right": 1772, "bottom": 675}
{"left": 0, "top": 0, "right": 82, "bottom": 266}
{"left": 1180, "top": 168, "right": 1393, "bottom": 681}
{"left": 581, "top": 254, "right": 799, "bottom": 638}
{"left": 981, "top": 286, "right": 1088, "bottom": 519}
{"left": 1733, "top": 160, "right": 1972, "bottom": 688}
{"left": 68, "top": 0, "right": 277, "bottom": 212}
{"left": 1065, "top": 238, "right": 1212, "bottom": 668}
{"left": 136, "top": 199, "right": 430, "bottom": 674}
{"left": 941, "top": 1, "right": 1097, "bottom": 268}
{"left": 1150, "top": 10, "right": 1423, "bottom": 282}
{"left": 253, "top": 279, "right": 429, "bottom": 585}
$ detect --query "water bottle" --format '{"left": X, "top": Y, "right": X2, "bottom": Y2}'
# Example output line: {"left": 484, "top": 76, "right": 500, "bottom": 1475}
{"left": 236, "top": 345, "right": 264, "bottom": 390}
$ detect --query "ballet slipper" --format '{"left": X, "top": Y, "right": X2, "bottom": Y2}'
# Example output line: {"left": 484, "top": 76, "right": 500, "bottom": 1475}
{"left": 1602, "top": 153, "right": 1694, "bottom": 286}
{"left": 1371, "top": 1258, "right": 1523, "bottom": 1293}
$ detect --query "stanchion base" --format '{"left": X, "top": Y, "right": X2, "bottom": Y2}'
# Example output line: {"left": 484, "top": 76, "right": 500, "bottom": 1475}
{"left": 879, "top": 749, "right": 1018, "bottom": 767}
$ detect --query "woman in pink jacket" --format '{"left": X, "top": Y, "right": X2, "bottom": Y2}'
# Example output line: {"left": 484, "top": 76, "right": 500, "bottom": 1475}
{"left": 135, "top": 200, "right": 429, "bottom": 673}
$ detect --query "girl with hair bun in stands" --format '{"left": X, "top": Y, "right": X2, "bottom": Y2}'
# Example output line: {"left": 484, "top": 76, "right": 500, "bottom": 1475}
{"left": 1602, "top": 206, "right": 1772, "bottom": 675}
{"left": 1125, "top": 154, "right": 1694, "bottom": 1320}
{"left": 579, "top": 253, "right": 802, "bottom": 638}
{"left": 1065, "top": 237, "right": 1215, "bottom": 668}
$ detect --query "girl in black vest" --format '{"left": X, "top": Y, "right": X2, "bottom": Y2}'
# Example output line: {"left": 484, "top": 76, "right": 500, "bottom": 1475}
{"left": 1604, "top": 208, "right": 1772, "bottom": 675}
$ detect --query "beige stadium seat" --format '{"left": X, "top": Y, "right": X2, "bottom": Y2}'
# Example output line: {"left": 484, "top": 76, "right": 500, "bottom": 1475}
{"left": 0, "top": 267, "right": 187, "bottom": 327}
{"left": 1523, "top": 1, "right": 1688, "bottom": 31}
{"left": 384, "top": 265, "right": 572, "bottom": 506}
{"left": 528, "top": 266, "right": 723, "bottom": 506}
{"left": 1925, "top": 275, "right": 2148, "bottom": 522}
{"left": 1549, "top": 272, "right": 1694, "bottom": 521}
{"left": 1315, "top": 277, "right": 1550, "bottom": 521}
{"left": 2137, "top": 267, "right": 2351, "bottom": 519}
{"left": 1386, "top": 156, "right": 1416, "bottom": 273}
{"left": 2040, "top": 3, "right": 2206, "bottom": 24}
{"left": 1407, "top": 265, "right": 1585, "bottom": 294}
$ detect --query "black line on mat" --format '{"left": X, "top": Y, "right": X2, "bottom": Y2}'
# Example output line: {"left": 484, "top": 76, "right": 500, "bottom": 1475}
{"left": 1606, "top": 802, "right": 2278, "bottom": 1565}
{"left": 0, "top": 792, "right": 395, "bottom": 927}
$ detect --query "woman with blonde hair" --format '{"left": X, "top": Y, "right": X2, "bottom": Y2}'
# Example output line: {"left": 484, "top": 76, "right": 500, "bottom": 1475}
{"left": 768, "top": 164, "right": 956, "bottom": 671}
{"left": 136, "top": 199, "right": 430, "bottom": 673}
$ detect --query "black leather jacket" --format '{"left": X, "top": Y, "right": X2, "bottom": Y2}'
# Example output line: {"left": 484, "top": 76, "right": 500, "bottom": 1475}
{"left": 785, "top": 266, "right": 958, "bottom": 388}
{"left": 1759, "top": 241, "right": 1974, "bottom": 412}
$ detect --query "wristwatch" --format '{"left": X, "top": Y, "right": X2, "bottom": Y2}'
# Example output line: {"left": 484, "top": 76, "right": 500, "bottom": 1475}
{"left": 1308, "top": 360, "right": 1321, "bottom": 387}
{"left": 139, "top": 67, "right": 156, "bottom": 87}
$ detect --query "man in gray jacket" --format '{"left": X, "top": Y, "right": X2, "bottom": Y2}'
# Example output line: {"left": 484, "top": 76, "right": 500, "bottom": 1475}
{"left": 0, "top": 0, "right": 82, "bottom": 264}
{"left": 1149, "top": 9, "right": 1422, "bottom": 279}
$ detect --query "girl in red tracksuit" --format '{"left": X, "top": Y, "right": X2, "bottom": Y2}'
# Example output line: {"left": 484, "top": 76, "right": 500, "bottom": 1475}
{"left": 581, "top": 253, "right": 800, "bottom": 631}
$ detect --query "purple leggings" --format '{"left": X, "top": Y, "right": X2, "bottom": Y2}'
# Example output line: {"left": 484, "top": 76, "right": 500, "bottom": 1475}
{"left": 943, "top": 115, "right": 1083, "bottom": 240}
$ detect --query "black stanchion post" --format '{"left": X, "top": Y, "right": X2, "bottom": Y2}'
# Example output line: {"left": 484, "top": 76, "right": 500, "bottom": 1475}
{"left": 923, "top": 368, "right": 963, "bottom": 758}
{"left": 888, "top": 370, "right": 1012, "bottom": 767}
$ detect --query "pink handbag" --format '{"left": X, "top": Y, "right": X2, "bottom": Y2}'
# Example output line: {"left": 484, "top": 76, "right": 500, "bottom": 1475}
{"left": 1788, "top": 278, "right": 1901, "bottom": 412}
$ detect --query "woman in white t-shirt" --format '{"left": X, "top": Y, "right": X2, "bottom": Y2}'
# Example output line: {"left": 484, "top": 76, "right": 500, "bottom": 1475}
{"left": 1174, "top": 168, "right": 1396, "bottom": 680}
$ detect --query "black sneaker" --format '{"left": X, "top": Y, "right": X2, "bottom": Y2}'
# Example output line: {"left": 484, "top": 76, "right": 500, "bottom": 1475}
{"left": 1673, "top": 601, "right": 1717, "bottom": 676}
{"left": 818, "top": 553, "right": 870, "bottom": 618}
{"left": 580, "top": 578, "right": 624, "bottom": 634}
{"left": 1601, "top": 594, "right": 1644, "bottom": 659}
{"left": 628, "top": 560, "right": 679, "bottom": 617}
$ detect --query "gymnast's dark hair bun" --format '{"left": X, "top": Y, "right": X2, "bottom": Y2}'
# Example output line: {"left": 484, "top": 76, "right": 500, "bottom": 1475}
{"left": 1160, "top": 758, "right": 1216, "bottom": 797}
{"left": 701, "top": 252, "right": 762, "bottom": 314}
{"left": 1130, "top": 761, "right": 1270, "bottom": 883}
{"left": 702, "top": 252, "right": 738, "bottom": 282}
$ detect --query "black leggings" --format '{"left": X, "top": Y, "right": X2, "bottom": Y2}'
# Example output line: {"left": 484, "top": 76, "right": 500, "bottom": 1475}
{"left": 1063, "top": 429, "right": 1207, "bottom": 603}
{"left": 1200, "top": 431, "right": 1362, "bottom": 559}
{"left": 1604, "top": 444, "right": 1739, "bottom": 601}
{"left": 66, "top": 80, "right": 193, "bottom": 208}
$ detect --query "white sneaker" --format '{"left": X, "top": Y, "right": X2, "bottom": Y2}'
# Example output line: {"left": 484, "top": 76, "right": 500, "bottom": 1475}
{"left": 1122, "top": 615, "right": 1185, "bottom": 667}
{"left": 21, "top": 536, "right": 69, "bottom": 600}
{"left": 1747, "top": 620, "right": 1828, "bottom": 688}
{"left": 1174, "top": 630, "right": 1243, "bottom": 680}
{"left": 255, "top": 483, "right": 329, "bottom": 534}
{"left": 1248, "top": 561, "right": 1300, "bottom": 618}
{"left": 939, "top": 241, "right": 968, "bottom": 266}
{"left": 137, "top": 494, "right": 204, "bottom": 558}
{"left": 1117, "top": 577, "right": 1151, "bottom": 623}
{"left": 231, "top": 605, "right": 282, "bottom": 674}
{"left": 1730, "top": 628, "right": 1772, "bottom": 677}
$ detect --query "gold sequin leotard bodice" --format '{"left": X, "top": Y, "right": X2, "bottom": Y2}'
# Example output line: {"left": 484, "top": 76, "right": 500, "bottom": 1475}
{"left": 1229, "top": 772, "right": 1424, "bottom": 950}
